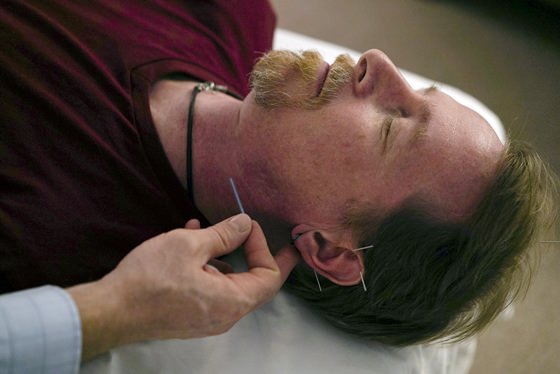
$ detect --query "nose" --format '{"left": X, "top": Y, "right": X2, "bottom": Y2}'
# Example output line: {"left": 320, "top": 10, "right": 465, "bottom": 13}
{"left": 355, "top": 49, "right": 415, "bottom": 111}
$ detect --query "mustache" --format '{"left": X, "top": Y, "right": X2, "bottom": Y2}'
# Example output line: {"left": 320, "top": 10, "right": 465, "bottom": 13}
{"left": 250, "top": 50, "right": 355, "bottom": 109}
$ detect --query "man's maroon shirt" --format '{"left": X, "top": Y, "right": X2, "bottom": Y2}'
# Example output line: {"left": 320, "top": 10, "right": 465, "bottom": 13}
{"left": 0, "top": 0, "right": 276, "bottom": 291}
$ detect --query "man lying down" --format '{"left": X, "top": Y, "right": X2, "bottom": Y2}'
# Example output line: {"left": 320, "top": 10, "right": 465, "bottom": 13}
{"left": 247, "top": 50, "right": 556, "bottom": 345}
{"left": 0, "top": 0, "right": 557, "bottom": 371}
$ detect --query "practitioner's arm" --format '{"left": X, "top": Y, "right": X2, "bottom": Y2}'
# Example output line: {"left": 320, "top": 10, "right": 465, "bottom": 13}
{"left": 68, "top": 213, "right": 299, "bottom": 361}
{"left": 0, "top": 286, "right": 81, "bottom": 374}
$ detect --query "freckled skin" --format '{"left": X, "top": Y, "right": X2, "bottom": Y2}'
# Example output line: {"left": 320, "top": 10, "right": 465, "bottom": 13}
{"left": 238, "top": 50, "right": 504, "bottom": 226}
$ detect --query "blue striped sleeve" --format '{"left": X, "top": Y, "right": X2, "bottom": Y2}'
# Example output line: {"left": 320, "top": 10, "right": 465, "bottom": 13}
{"left": 0, "top": 286, "right": 81, "bottom": 374}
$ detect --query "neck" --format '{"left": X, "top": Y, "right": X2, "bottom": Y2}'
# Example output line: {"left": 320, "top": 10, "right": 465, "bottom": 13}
{"left": 190, "top": 85, "right": 245, "bottom": 223}
{"left": 150, "top": 79, "right": 294, "bottom": 251}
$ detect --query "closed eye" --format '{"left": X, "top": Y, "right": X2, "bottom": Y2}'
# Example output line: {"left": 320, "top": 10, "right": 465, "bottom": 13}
{"left": 381, "top": 116, "right": 394, "bottom": 152}
{"left": 382, "top": 116, "right": 394, "bottom": 139}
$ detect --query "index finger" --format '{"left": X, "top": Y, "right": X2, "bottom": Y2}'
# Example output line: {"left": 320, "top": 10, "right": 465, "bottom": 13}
{"left": 242, "top": 220, "right": 278, "bottom": 272}
{"left": 243, "top": 220, "right": 299, "bottom": 283}
{"left": 273, "top": 245, "right": 300, "bottom": 283}
{"left": 225, "top": 222, "right": 300, "bottom": 312}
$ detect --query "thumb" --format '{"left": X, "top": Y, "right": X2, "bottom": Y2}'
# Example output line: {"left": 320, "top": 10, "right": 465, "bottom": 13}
{"left": 194, "top": 213, "right": 253, "bottom": 260}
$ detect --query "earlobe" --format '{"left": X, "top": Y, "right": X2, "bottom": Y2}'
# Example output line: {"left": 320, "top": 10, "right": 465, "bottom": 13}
{"left": 291, "top": 226, "right": 364, "bottom": 286}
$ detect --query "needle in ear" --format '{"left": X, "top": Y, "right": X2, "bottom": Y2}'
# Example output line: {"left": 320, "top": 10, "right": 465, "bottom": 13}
{"left": 352, "top": 244, "right": 374, "bottom": 252}
{"left": 291, "top": 232, "right": 323, "bottom": 292}
{"left": 360, "top": 272, "right": 367, "bottom": 292}
{"left": 314, "top": 270, "right": 323, "bottom": 292}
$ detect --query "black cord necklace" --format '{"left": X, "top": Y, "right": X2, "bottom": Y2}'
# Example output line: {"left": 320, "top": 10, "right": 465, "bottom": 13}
{"left": 186, "top": 81, "right": 242, "bottom": 203}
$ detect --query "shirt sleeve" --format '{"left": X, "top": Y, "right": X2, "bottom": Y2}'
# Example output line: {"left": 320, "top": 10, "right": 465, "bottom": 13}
{"left": 0, "top": 286, "right": 81, "bottom": 374}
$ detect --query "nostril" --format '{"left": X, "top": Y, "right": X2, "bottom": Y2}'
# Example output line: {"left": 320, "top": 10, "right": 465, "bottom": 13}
{"left": 358, "top": 59, "right": 367, "bottom": 82}
{"left": 399, "top": 108, "right": 410, "bottom": 117}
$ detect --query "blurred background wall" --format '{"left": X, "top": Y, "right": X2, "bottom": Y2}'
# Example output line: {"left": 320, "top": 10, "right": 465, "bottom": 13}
{"left": 270, "top": 1, "right": 560, "bottom": 373}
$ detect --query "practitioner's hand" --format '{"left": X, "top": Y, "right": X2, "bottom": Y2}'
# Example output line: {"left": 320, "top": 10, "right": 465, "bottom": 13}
{"left": 68, "top": 214, "right": 300, "bottom": 361}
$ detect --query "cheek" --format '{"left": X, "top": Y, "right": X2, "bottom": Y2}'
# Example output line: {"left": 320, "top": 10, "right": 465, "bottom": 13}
{"left": 307, "top": 122, "right": 368, "bottom": 163}
{"left": 376, "top": 147, "right": 434, "bottom": 208}
{"left": 307, "top": 111, "right": 377, "bottom": 180}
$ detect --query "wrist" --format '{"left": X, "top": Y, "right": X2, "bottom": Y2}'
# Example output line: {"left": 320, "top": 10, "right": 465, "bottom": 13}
{"left": 67, "top": 277, "right": 129, "bottom": 361}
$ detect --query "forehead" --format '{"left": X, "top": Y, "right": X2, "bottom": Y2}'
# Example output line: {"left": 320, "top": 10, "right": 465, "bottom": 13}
{"left": 427, "top": 90, "right": 500, "bottom": 151}
{"left": 393, "top": 90, "right": 504, "bottom": 220}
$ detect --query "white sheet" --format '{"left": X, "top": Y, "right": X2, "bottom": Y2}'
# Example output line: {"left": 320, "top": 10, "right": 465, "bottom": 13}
{"left": 82, "top": 289, "right": 476, "bottom": 374}
{"left": 81, "top": 28, "right": 506, "bottom": 374}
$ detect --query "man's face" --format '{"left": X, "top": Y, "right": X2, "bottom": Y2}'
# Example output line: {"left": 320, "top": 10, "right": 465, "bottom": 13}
{"left": 238, "top": 50, "right": 503, "bottom": 225}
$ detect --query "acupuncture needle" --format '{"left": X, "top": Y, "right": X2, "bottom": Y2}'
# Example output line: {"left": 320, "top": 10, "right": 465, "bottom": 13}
{"left": 231, "top": 178, "right": 368, "bottom": 292}
{"left": 229, "top": 177, "right": 245, "bottom": 213}
{"left": 352, "top": 244, "right": 374, "bottom": 252}
{"left": 314, "top": 271, "right": 323, "bottom": 292}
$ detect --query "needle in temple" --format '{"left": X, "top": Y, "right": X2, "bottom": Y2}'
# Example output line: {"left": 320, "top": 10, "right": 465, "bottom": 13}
{"left": 229, "top": 177, "right": 245, "bottom": 214}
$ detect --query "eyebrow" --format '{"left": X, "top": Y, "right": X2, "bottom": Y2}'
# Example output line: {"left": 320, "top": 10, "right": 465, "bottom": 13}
{"left": 408, "top": 86, "right": 437, "bottom": 147}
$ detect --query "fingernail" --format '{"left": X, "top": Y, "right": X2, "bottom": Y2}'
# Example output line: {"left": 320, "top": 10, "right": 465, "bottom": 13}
{"left": 229, "top": 213, "right": 251, "bottom": 232}
{"left": 203, "top": 264, "right": 221, "bottom": 274}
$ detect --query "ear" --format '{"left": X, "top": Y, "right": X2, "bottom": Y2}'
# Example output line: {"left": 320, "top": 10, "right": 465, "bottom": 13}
{"left": 291, "top": 226, "right": 364, "bottom": 286}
